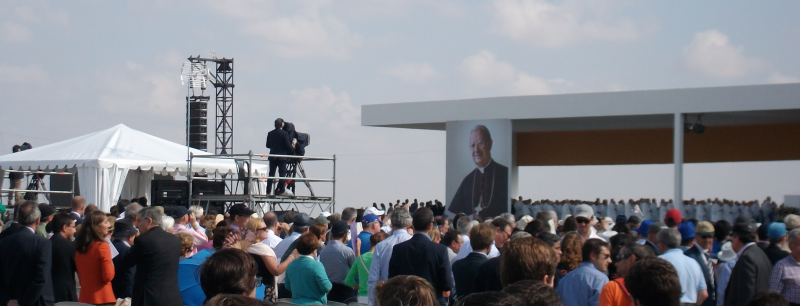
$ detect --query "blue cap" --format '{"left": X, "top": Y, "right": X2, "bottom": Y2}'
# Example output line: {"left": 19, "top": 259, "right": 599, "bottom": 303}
{"left": 678, "top": 222, "right": 696, "bottom": 240}
{"left": 768, "top": 222, "right": 788, "bottom": 239}
{"left": 636, "top": 220, "right": 654, "bottom": 236}
{"left": 362, "top": 214, "right": 382, "bottom": 225}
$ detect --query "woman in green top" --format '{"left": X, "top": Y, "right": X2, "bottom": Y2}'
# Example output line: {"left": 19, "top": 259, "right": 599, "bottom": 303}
{"left": 345, "top": 231, "right": 388, "bottom": 303}
{"left": 285, "top": 233, "right": 332, "bottom": 306}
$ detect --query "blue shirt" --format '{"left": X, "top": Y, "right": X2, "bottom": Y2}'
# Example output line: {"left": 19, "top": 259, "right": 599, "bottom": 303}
{"left": 368, "top": 228, "right": 412, "bottom": 305}
{"left": 357, "top": 231, "right": 373, "bottom": 255}
{"left": 659, "top": 248, "right": 707, "bottom": 304}
{"left": 556, "top": 262, "right": 609, "bottom": 306}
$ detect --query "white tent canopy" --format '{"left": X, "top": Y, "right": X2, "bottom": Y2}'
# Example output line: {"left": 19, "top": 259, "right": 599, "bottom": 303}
{"left": 0, "top": 124, "right": 256, "bottom": 211}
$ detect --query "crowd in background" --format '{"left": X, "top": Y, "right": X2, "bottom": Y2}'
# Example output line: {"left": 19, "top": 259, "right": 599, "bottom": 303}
{"left": 0, "top": 195, "right": 799, "bottom": 306}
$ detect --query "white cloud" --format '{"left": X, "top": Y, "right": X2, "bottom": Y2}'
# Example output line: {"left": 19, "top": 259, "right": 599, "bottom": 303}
{"left": 0, "top": 64, "right": 48, "bottom": 84}
{"left": 0, "top": 21, "right": 32, "bottom": 43}
{"left": 766, "top": 72, "right": 800, "bottom": 84}
{"left": 682, "top": 30, "right": 762, "bottom": 78}
{"left": 459, "top": 50, "right": 571, "bottom": 96}
{"left": 385, "top": 63, "right": 444, "bottom": 82}
{"left": 288, "top": 86, "right": 360, "bottom": 132}
{"left": 95, "top": 52, "right": 185, "bottom": 115}
{"left": 211, "top": 0, "right": 362, "bottom": 59}
{"left": 493, "top": 0, "right": 641, "bottom": 48}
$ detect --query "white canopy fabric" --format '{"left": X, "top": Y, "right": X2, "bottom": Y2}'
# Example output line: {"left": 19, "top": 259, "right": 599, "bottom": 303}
{"left": 0, "top": 124, "right": 261, "bottom": 211}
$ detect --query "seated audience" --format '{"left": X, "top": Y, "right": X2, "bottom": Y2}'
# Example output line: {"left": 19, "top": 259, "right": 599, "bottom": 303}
{"left": 199, "top": 248, "right": 258, "bottom": 303}
{"left": 375, "top": 275, "right": 438, "bottom": 306}
{"left": 625, "top": 257, "right": 682, "bottom": 306}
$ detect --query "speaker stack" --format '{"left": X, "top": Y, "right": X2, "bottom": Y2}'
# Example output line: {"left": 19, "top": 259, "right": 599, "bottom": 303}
{"left": 188, "top": 95, "right": 210, "bottom": 151}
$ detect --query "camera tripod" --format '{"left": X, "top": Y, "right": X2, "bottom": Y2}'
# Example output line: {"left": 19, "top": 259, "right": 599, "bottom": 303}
{"left": 285, "top": 160, "right": 315, "bottom": 196}
{"left": 23, "top": 174, "right": 50, "bottom": 202}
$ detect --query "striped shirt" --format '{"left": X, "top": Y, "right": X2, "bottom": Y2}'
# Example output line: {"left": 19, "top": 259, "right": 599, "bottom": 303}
{"left": 770, "top": 255, "right": 800, "bottom": 303}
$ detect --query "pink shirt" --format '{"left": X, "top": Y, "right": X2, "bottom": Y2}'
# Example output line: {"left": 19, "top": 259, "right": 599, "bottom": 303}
{"left": 174, "top": 223, "right": 209, "bottom": 257}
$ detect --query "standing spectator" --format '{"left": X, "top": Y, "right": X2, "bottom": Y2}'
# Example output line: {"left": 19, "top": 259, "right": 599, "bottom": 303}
{"left": 442, "top": 229, "right": 463, "bottom": 263}
{"left": 342, "top": 207, "right": 358, "bottom": 250}
{"left": 435, "top": 216, "right": 450, "bottom": 236}
{"left": 199, "top": 248, "right": 259, "bottom": 303}
{"left": 599, "top": 243, "right": 654, "bottom": 306}
{"left": 286, "top": 233, "right": 332, "bottom": 306}
{"left": 657, "top": 228, "right": 708, "bottom": 305}
{"left": 70, "top": 196, "right": 86, "bottom": 225}
{"left": 261, "top": 212, "right": 283, "bottom": 249}
{"left": 452, "top": 224, "right": 494, "bottom": 300}
{"left": 172, "top": 206, "right": 209, "bottom": 257}
{"left": 665, "top": 209, "right": 682, "bottom": 229}
{"left": 374, "top": 275, "right": 438, "bottom": 306}
{"left": 266, "top": 118, "right": 294, "bottom": 196}
{"left": 36, "top": 204, "right": 55, "bottom": 238}
{"left": 746, "top": 292, "right": 789, "bottom": 306}
{"left": 50, "top": 213, "right": 77, "bottom": 303}
{"left": 320, "top": 221, "right": 357, "bottom": 302}
{"left": 679, "top": 222, "right": 697, "bottom": 252}
{"left": 557, "top": 232, "right": 584, "bottom": 277}
{"left": 574, "top": 204, "right": 605, "bottom": 242}
{"left": 356, "top": 214, "right": 383, "bottom": 255}
{"left": 74, "top": 210, "right": 115, "bottom": 305}
{"left": 712, "top": 220, "right": 732, "bottom": 257}
{"left": 724, "top": 216, "right": 772, "bottom": 306}
{"left": 763, "top": 222, "right": 790, "bottom": 265}
{"left": 112, "top": 220, "right": 138, "bottom": 299}
{"left": 345, "top": 231, "right": 388, "bottom": 304}
{"left": 7, "top": 146, "right": 23, "bottom": 206}
{"left": 625, "top": 258, "right": 682, "bottom": 306}
{"left": 389, "top": 207, "right": 453, "bottom": 306}
{"left": 499, "top": 237, "right": 558, "bottom": 287}
{"left": 123, "top": 207, "right": 183, "bottom": 306}
{"left": 455, "top": 217, "right": 508, "bottom": 262}
{"left": 246, "top": 217, "right": 297, "bottom": 303}
{"left": 636, "top": 220, "right": 661, "bottom": 255}
{"left": 556, "top": 239, "right": 611, "bottom": 306}
{"left": 0, "top": 201, "right": 54, "bottom": 306}
{"left": 464, "top": 217, "right": 513, "bottom": 294}
{"left": 368, "top": 207, "right": 413, "bottom": 305}
{"left": 188, "top": 205, "right": 205, "bottom": 229}
{"left": 274, "top": 213, "right": 311, "bottom": 298}
{"left": 715, "top": 242, "right": 737, "bottom": 306}
{"left": 685, "top": 221, "right": 717, "bottom": 306}
{"left": 770, "top": 228, "right": 800, "bottom": 305}
{"left": 118, "top": 203, "right": 142, "bottom": 229}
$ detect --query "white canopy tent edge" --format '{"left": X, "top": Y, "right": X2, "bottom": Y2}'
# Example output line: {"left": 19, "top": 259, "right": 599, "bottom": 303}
{"left": 0, "top": 124, "right": 267, "bottom": 211}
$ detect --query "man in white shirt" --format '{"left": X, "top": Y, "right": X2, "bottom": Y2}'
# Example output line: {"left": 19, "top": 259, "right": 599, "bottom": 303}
{"left": 261, "top": 211, "right": 283, "bottom": 249}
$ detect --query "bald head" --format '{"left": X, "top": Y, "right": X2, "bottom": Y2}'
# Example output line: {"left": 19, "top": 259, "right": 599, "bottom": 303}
{"left": 71, "top": 196, "right": 86, "bottom": 213}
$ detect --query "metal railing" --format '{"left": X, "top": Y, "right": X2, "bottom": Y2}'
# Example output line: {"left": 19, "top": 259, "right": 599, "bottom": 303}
{"left": 2, "top": 170, "right": 76, "bottom": 202}
{"left": 187, "top": 150, "right": 336, "bottom": 211}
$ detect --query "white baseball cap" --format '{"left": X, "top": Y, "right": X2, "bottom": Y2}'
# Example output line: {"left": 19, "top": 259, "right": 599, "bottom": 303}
{"left": 364, "top": 207, "right": 385, "bottom": 216}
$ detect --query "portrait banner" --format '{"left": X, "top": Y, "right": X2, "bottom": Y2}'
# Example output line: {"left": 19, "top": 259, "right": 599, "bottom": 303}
{"left": 445, "top": 119, "right": 512, "bottom": 220}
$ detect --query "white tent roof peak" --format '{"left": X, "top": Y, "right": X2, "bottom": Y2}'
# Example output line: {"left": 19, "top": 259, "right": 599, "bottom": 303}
{"left": 0, "top": 124, "right": 237, "bottom": 174}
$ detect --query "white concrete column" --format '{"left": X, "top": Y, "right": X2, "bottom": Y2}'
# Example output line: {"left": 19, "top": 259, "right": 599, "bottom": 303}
{"left": 511, "top": 132, "right": 519, "bottom": 200}
{"left": 674, "top": 113, "right": 684, "bottom": 213}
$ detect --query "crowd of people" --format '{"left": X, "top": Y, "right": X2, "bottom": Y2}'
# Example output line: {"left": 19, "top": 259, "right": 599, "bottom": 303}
{"left": 0, "top": 196, "right": 799, "bottom": 306}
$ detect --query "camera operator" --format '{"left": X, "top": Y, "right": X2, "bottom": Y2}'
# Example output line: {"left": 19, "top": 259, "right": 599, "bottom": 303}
{"left": 7, "top": 145, "right": 24, "bottom": 206}
{"left": 266, "top": 118, "right": 295, "bottom": 196}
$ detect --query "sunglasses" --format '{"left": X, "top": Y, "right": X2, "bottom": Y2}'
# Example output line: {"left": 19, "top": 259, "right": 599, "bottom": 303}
{"left": 576, "top": 218, "right": 591, "bottom": 224}
{"left": 256, "top": 227, "right": 268, "bottom": 231}
{"left": 616, "top": 253, "right": 633, "bottom": 260}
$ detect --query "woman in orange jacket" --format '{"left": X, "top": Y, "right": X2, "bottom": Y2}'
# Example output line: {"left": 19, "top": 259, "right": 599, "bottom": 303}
{"left": 75, "top": 210, "right": 116, "bottom": 305}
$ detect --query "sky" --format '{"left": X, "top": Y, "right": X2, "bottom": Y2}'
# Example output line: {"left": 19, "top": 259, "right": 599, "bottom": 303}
{"left": 1, "top": 0, "right": 799, "bottom": 211}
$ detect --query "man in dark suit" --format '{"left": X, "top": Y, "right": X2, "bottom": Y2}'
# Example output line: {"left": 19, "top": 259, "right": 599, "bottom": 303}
{"left": 266, "top": 118, "right": 295, "bottom": 195}
{"left": 123, "top": 207, "right": 182, "bottom": 306}
{"left": 69, "top": 196, "right": 86, "bottom": 226}
{"left": 452, "top": 224, "right": 494, "bottom": 300}
{"left": 0, "top": 201, "right": 54, "bottom": 306}
{"left": 389, "top": 207, "right": 453, "bottom": 306}
{"left": 685, "top": 221, "right": 716, "bottom": 306}
{"left": 50, "top": 213, "right": 77, "bottom": 303}
{"left": 724, "top": 216, "right": 772, "bottom": 306}
{"left": 448, "top": 125, "right": 509, "bottom": 220}
{"left": 112, "top": 220, "right": 138, "bottom": 299}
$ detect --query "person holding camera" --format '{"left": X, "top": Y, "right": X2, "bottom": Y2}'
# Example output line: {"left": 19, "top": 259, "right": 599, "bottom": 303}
{"left": 266, "top": 118, "right": 294, "bottom": 196}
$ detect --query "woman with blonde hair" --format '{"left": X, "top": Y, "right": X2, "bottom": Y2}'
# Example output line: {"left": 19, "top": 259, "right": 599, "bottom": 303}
{"left": 177, "top": 232, "right": 195, "bottom": 260}
{"left": 74, "top": 210, "right": 115, "bottom": 305}
{"left": 245, "top": 217, "right": 298, "bottom": 303}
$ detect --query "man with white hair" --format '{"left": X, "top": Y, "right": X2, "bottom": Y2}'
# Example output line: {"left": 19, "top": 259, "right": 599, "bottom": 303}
{"left": 187, "top": 205, "right": 204, "bottom": 230}
{"left": 368, "top": 208, "right": 412, "bottom": 305}
{"left": 123, "top": 207, "right": 182, "bottom": 306}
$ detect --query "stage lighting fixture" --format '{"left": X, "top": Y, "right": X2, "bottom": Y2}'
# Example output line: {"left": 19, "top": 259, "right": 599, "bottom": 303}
{"left": 683, "top": 114, "right": 705, "bottom": 134}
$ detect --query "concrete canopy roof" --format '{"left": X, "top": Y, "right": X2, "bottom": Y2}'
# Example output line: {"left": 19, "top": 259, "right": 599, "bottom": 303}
{"left": 361, "top": 83, "right": 800, "bottom": 132}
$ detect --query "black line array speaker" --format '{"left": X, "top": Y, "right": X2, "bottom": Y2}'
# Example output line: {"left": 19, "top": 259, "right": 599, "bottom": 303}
{"left": 188, "top": 95, "right": 210, "bottom": 151}
{"left": 192, "top": 181, "right": 226, "bottom": 208}
{"left": 50, "top": 172, "right": 78, "bottom": 207}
